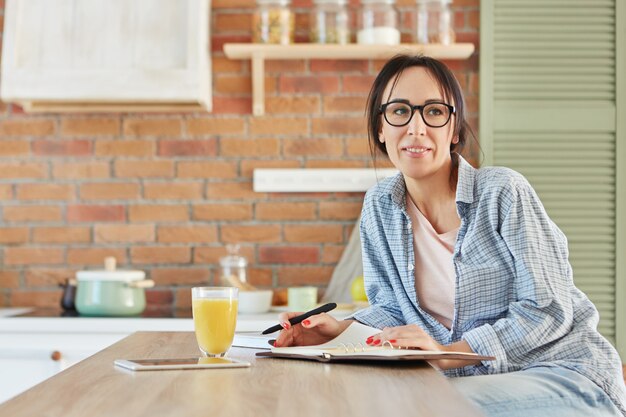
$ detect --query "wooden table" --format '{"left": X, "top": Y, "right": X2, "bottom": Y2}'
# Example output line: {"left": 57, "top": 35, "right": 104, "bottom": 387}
{"left": 0, "top": 332, "right": 485, "bottom": 417}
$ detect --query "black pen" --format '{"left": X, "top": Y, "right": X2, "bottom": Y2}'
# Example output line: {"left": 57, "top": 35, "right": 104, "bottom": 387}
{"left": 261, "top": 302, "right": 337, "bottom": 335}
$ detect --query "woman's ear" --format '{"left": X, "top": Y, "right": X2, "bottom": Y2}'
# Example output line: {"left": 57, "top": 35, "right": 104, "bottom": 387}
{"left": 379, "top": 131, "right": 385, "bottom": 143}
{"left": 452, "top": 135, "right": 459, "bottom": 144}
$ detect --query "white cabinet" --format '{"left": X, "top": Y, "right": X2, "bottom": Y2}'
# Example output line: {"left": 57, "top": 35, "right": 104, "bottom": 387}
{"left": 1, "top": 0, "right": 211, "bottom": 113}
{"left": 0, "top": 333, "right": 126, "bottom": 403}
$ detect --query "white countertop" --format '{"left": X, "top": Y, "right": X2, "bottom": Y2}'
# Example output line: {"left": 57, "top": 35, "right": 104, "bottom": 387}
{"left": 0, "top": 309, "right": 355, "bottom": 334}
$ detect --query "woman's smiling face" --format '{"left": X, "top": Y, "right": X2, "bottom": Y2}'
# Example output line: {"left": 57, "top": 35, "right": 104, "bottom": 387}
{"left": 378, "top": 66, "right": 458, "bottom": 182}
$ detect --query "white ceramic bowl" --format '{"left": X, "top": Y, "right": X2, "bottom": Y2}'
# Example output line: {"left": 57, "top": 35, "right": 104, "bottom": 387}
{"left": 238, "top": 290, "right": 273, "bottom": 314}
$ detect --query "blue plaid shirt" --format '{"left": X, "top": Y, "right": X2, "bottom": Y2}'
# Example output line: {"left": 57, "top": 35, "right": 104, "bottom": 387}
{"left": 352, "top": 155, "right": 626, "bottom": 414}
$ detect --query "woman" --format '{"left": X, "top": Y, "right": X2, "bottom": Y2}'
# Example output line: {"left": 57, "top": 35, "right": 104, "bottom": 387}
{"left": 274, "top": 55, "right": 626, "bottom": 416}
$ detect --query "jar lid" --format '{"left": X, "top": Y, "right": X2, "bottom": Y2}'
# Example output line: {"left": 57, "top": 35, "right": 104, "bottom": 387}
{"left": 219, "top": 244, "right": 248, "bottom": 268}
{"left": 76, "top": 257, "right": 145, "bottom": 282}
{"left": 256, "top": 0, "right": 291, "bottom": 5}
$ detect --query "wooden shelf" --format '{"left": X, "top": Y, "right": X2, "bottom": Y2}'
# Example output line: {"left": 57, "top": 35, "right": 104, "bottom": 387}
{"left": 223, "top": 43, "right": 475, "bottom": 115}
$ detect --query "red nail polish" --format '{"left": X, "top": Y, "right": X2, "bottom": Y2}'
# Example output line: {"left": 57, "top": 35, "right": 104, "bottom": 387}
{"left": 389, "top": 339, "right": 396, "bottom": 343}
{"left": 302, "top": 319, "right": 311, "bottom": 326}
{"left": 373, "top": 339, "right": 381, "bottom": 345}
{"left": 282, "top": 322, "right": 290, "bottom": 329}
{"left": 366, "top": 336, "right": 373, "bottom": 342}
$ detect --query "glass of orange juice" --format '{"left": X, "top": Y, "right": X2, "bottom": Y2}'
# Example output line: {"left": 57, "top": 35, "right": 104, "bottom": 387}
{"left": 191, "top": 287, "right": 239, "bottom": 357}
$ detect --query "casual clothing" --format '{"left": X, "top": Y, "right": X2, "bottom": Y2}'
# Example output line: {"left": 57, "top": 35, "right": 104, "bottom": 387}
{"left": 407, "top": 196, "right": 457, "bottom": 329}
{"left": 451, "top": 367, "right": 622, "bottom": 417}
{"left": 352, "top": 155, "right": 626, "bottom": 415}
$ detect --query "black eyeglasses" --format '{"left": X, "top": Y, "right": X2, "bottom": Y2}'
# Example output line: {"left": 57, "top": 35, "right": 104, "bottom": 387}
{"left": 379, "top": 101, "right": 455, "bottom": 128}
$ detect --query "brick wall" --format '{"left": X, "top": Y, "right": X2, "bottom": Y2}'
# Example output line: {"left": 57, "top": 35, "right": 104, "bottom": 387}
{"left": 0, "top": 0, "right": 479, "bottom": 311}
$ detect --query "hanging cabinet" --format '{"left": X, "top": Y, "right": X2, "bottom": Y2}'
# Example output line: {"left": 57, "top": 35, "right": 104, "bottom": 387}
{"left": 1, "top": 0, "right": 211, "bottom": 113}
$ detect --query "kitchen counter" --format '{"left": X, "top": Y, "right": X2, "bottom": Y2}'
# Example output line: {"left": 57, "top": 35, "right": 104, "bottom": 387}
{"left": 0, "top": 331, "right": 485, "bottom": 417}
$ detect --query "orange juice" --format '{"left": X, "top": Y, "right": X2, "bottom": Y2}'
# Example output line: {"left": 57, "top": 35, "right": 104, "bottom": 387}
{"left": 192, "top": 298, "right": 238, "bottom": 356}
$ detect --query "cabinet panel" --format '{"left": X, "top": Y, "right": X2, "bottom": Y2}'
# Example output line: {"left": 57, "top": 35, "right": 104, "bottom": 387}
{"left": 1, "top": 0, "right": 211, "bottom": 112}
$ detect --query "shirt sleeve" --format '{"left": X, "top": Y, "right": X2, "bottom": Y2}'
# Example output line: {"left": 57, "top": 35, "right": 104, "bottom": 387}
{"left": 349, "top": 195, "right": 406, "bottom": 329}
{"left": 462, "top": 178, "right": 576, "bottom": 373}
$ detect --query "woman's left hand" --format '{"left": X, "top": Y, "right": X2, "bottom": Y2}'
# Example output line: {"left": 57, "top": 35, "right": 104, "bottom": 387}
{"left": 366, "top": 324, "right": 481, "bottom": 370}
{"left": 366, "top": 324, "right": 444, "bottom": 352}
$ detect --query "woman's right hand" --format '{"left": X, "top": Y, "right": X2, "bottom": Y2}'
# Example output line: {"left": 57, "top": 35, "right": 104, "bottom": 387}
{"left": 273, "top": 312, "right": 352, "bottom": 347}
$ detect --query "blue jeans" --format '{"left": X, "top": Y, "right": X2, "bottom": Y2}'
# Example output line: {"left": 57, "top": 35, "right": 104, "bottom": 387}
{"left": 449, "top": 367, "right": 622, "bottom": 417}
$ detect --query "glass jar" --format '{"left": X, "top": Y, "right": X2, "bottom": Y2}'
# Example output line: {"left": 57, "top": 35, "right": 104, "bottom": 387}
{"left": 310, "top": 0, "right": 350, "bottom": 44}
{"left": 253, "top": 0, "right": 295, "bottom": 44}
{"left": 219, "top": 244, "right": 248, "bottom": 287}
{"left": 415, "top": 0, "right": 455, "bottom": 45}
{"left": 357, "top": 0, "right": 400, "bottom": 45}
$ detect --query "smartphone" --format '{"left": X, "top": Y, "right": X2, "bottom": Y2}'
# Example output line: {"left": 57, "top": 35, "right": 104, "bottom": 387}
{"left": 114, "top": 357, "right": 251, "bottom": 371}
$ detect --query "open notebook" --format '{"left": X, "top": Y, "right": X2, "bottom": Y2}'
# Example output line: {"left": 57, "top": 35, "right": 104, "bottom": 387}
{"left": 256, "top": 322, "right": 495, "bottom": 363}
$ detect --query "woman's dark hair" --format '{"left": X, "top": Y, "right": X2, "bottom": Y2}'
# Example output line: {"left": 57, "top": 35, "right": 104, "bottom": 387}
{"left": 366, "top": 54, "right": 475, "bottom": 179}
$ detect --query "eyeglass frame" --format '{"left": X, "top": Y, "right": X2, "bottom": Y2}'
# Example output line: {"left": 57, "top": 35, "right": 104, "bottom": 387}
{"left": 379, "top": 100, "right": 456, "bottom": 128}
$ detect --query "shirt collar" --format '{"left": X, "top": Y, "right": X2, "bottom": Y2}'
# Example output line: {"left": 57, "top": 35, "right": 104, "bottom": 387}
{"left": 377, "top": 153, "right": 477, "bottom": 209}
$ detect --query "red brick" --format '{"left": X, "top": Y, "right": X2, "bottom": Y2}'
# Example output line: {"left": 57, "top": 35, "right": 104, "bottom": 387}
{"left": 94, "top": 224, "right": 155, "bottom": 243}
{"left": 279, "top": 75, "right": 339, "bottom": 94}
{"left": 0, "top": 271, "right": 20, "bottom": 288}
{"left": 67, "top": 248, "right": 127, "bottom": 266}
{"left": 221, "top": 225, "right": 281, "bottom": 243}
{"left": 259, "top": 246, "right": 319, "bottom": 264}
{"left": 304, "top": 161, "right": 364, "bottom": 171}
{"left": 240, "top": 160, "right": 301, "bottom": 178}
{"left": 320, "top": 201, "right": 363, "bottom": 220}
{"left": 5, "top": 247, "right": 64, "bottom": 265}
{"left": 0, "top": 162, "right": 47, "bottom": 179}
{"left": 214, "top": 75, "right": 251, "bottom": 94}
{"left": 33, "top": 227, "right": 91, "bottom": 243}
{"left": 0, "top": 184, "right": 13, "bottom": 200}
{"left": 131, "top": 247, "right": 191, "bottom": 264}
{"left": 193, "top": 203, "right": 252, "bottom": 221}
{"left": 129, "top": 205, "right": 189, "bottom": 222}
{"left": 212, "top": 0, "right": 254, "bottom": 8}
{"left": 277, "top": 266, "right": 334, "bottom": 285}
{"left": 249, "top": 117, "right": 309, "bottom": 136}
{"left": 174, "top": 287, "right": 193, "bottom": 309}
{"left": 16, "top": 184, "right": 75, "bottom": 201}
{"left": 211, "top": 97, "right": 252, "bottom": 115}
{"left": 283, "top": 138, "right": 343, "bottom": 157}
{"left": 211, "top": 34, "right": 251, "bottom": 53}
{"left": 310, "top": 60, "right": 369, "bottom": 73}
{"left": 346, "top": 137, "right": 371, "bottom": 157}
{"left": 10, "top": 290, "right": 63, "bottom": 308}
{"left": 115, "top": 160, "right": 174, "bottom": 178}
{"left": 79, "top": 183, "right": 140, "bottom": 200}
{"left": 186, "top": 118, "right": 245, "bottom": 136}
{"left": 265, "top": 60, "right": 306, "bottom": 73}
{"left": 0, "top": 119, "right": 55, "bottom": 136}
{"left": 321, "top": 245, "right": 346, "bottom": 263}
{"left": 220, "top": 138, "right": 280, "bottom": 157}
{"left": 143, "top": 182, "right": 203, "bottom": 199}
{"left": 157, "top": 225, "right": 217, "bottom": 243}
{"left": 212, "top": 57, "right": 244, "bottom": 73}
{"left": 158, "top": 139, "right": 217, "bottom": 156}
{"left": 0, "top": 140, "right": 29, "bottom": 156}
{"left": 342, "top": 75, "right": 377, "bottom": 93}
{"left": 25, "top": 268, "right": 77, "bottom": 287}
{"left": 146, "top": 289, "right": 174, "bottom": 306}
{"left": 123, "top": 118, "right": 181, "bottom": 137}
{"left": 67, "top": 205, "right": 125, "bottom": 223}
{"left": 61, "top": 118, "right": 120, "bottom": 136}
{"left": 32, "top": 139, "right": 92, "bottom": 156}
{"left": 312, "top": 117, "right": 366, "bottom": 136}
{"left": 284, "top": 225, "right": 343, "bottom": 243}
{"left": 95, "top": 140, "right": 154, "bottom": 157}
{"left": 0, "top": 227, "right": 29, "bottom": 244}
{"left": 53, "top": 162, "right": 110, "bottom": 179}
{"left": 150, "top": 268, "right": 211, "bottom": 286}
{"left": 4, "top": 206, "right": 62, "bottom": 222}
{"left": 177, "top": 161, "right": 238, "bottom": 179}
{"left": 323, "top": 96, "right": 367, "bottom": 114}
{"left": 256, "top": 202, "right": 316, "bottom": 220}
{"left": 206, "top": 182, "right": 260, "bottom": 200}
{"left": 266, "top": 96, "right": 321, "bottom": 115}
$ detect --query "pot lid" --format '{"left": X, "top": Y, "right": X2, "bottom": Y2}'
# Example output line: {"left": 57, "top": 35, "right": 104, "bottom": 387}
{"left": 76, "top": 257, "right": 146, "bottom": 282}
